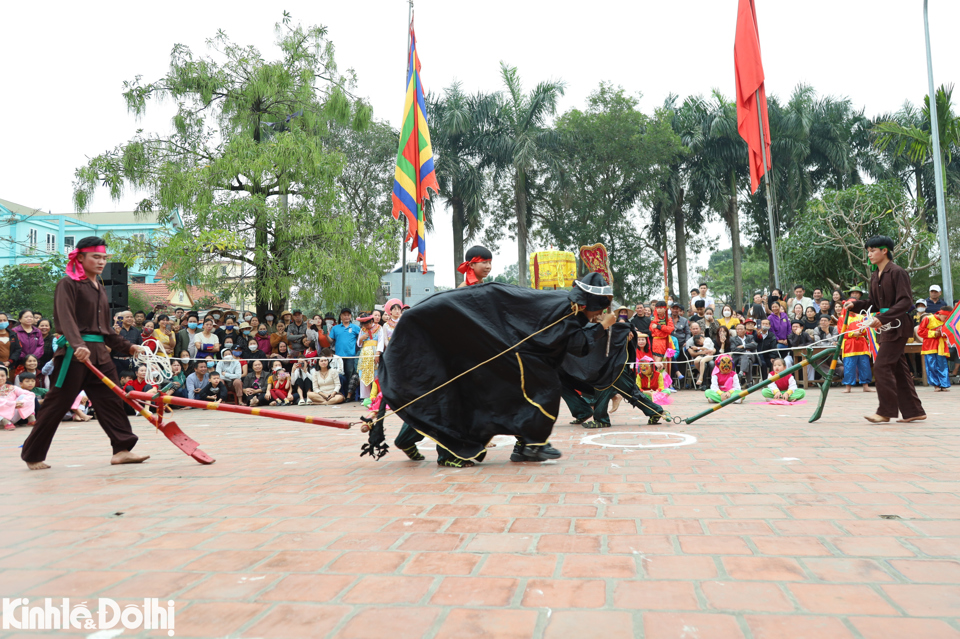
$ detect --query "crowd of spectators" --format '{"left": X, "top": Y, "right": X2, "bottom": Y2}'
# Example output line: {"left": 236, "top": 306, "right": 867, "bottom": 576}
{"left": 626, "top": 282, "right": 958, "bottom": 392}
{"left": 0, "top": 279, "right": 955, "bottom": 426}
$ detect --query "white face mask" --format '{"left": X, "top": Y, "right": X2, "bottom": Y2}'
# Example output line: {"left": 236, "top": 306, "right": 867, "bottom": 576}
{"left": 326, "top": 320, "right": 334, "bottom": 327}
{"left": 722, "top": 310, "right": 732, "bottom": 317}
{"left": 181, "top": 357, "right": 189, "bottom": 363}
{"left": 223, "top": 353, "right": 232, "bottom": 360}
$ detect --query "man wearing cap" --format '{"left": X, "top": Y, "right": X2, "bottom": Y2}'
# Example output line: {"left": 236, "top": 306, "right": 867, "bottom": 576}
{"left": 847, "top": 285, "right": 865, "bottom": 301}
{"left": 845, "top": 236, "right": 925, "bottom": 423}
{"left": 329, "top": 308, "right": 361, "bottom": 400}
{"left": 287, "top": 309, "right": 308, "bottom": 359}
{"left": 925, "top": 285, "right": 951, "bottom": 314}
{"left": 21, "top": 236, "right": 149, "bottom": 470}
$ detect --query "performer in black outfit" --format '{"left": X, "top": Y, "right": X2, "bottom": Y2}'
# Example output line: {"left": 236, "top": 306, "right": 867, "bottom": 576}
{"left": 22, "top": 237, "right": 149, "bottom": 470}
{"left": 366, "top": 272, "right": 626, "bottom": 466}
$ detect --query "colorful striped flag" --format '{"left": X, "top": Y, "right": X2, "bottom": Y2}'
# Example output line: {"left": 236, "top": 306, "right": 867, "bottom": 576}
{"left": 391, "top": 19, "right": 439, "bottom": 273}
{"left": 943, "top": 301, "right": 960, "bottom": 350}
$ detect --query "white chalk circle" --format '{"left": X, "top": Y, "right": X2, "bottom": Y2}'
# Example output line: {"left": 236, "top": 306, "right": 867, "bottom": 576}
{"left": 580, "top": 431, "right": 697, "bottom": 449}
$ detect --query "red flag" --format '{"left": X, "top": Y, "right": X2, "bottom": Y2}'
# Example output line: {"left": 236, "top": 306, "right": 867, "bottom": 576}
{"left": 734, "top": 0, "right": 772, "bottom": 194}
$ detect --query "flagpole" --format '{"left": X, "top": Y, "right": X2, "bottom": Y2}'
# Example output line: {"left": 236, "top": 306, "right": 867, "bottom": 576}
{"left": 400, "top": 0, "right": 414, "bottom": 305}
{"left": 924, "top": 0, "right": 953, "bottom": 305}
{"left": 756, "top": 88, "right": 781, "bottom": 291}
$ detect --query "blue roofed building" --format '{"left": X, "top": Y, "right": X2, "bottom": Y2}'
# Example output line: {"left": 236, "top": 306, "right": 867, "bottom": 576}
{"left": 0, "top": 197, "right": 181, "bottom": 283}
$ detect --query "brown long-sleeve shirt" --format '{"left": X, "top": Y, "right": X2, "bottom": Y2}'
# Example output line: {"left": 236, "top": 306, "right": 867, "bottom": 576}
{"left": 53, "top": 276, "right": 132, "bottom": 366}
{"left": 849, "top": 261, "right": 914, "bottom": 343}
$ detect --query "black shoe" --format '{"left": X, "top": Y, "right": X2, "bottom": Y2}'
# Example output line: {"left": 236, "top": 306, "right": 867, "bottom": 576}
{"left": 569, "top": 417, "right": 588, "bottom": 425}
{"left": 438, "top": 457, "right": 474, "bottom": 468}
{"left": 647, "top": 414, "right": 661, "bottom": 425}
{"left": 400, "top": 445, "right": 425, "bottom": 461}
{"left": 510, "top": 442, "right": 525, "bottom": 462}
{"left": 581, "top": 420, "right": 610, "bottom": 429}
{"left": 511, "top": 443, "right": 563, "bottom": 462}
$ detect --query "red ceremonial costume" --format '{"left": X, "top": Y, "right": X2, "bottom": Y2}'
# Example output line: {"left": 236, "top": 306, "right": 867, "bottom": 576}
{"left": 649, "top": 309, "right": 674, "bottom": 356}
{"left": 841, "top": 318, "right": 870, "bottom": 358}
{"left": 918, "top": 314, "right": 950, "bottom": 357}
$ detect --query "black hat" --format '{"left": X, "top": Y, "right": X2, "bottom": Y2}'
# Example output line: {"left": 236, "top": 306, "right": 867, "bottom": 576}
{"left": 340, "top": 308, "right": 352, "bottom": 316}
{"left": 324, "top": 312, "right": 336, "bottom": 320}
{"left": 791, "top": 320, "right": 803, "bottom": 326}
{"left": 292, "top": 309, "right": 303, "bottom": 315}
{"left": 671, "top": 301, "right": 682, "bottom": 308}
{"left": 568, "top": 272, "right": 613, "bottom": 312}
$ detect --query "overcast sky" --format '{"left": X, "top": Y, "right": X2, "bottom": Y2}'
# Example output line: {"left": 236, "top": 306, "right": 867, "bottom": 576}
{"left": 2, "top": 1, "right": 957, "bottom": 288}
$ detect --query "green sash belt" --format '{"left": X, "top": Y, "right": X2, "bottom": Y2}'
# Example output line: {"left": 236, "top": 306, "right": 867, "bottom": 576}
{"left": 55, "top": 334, "right": 105, "bottom": 388}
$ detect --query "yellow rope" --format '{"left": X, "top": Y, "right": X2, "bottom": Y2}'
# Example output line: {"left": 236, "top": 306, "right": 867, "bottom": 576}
{"left": 370, "top": 310, "right": 577, "bottom": 426}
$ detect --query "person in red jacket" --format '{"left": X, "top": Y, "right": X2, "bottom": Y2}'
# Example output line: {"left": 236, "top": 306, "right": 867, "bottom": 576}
{"left": 648, "top": 301, "right": 675, "bottom": 373}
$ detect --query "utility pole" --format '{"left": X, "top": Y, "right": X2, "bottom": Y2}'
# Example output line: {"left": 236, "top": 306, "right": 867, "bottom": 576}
{"left": 924, "top": 0, "right": 953, "bottom": 303}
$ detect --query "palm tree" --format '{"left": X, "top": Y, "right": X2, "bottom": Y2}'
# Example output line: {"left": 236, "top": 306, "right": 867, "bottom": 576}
{"left": 486, "top": 63, "right": 565, "bottom": 287}
{"left": 428, "top": 84, "right": 498, "bottom": 285}
{"left": 873, "top": 84, "right": 960, "bottom": 224}
{"left": 683, "top": 91, "right": 748, "bottom": 307}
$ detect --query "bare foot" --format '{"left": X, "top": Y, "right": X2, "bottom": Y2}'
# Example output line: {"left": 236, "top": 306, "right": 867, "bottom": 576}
{"left": 864, "top": 414, "right": 890, "bottom": 423}
{"left": 610, "top": 394, "right": 622, "bottom": 413}
{"left": 862, "top": 386, "right": 875, "bottom": 392}
{"left": 843, "top": 387, "right": 851, "bottom": 393}
{"left": 896, "top": 415, "right": 927, "bottom": 423}
{"left": 934, "top": 387, "right": 943, "bottom": 392}
{"left": 27, "top": 461, "right": 51, "bottom": 470}
{"left": 942, "top": 387, "right": 950, "bottom": 392}
{"left": 111, "top": 451, "right": 150, "bottom": 465}
{"left": 73, "top": 411, "right": 91, "bottom": 422}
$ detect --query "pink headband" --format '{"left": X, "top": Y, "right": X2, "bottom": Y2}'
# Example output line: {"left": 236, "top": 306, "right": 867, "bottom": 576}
{"left": 66, "top": 245, "right": 106, "bottom": 281}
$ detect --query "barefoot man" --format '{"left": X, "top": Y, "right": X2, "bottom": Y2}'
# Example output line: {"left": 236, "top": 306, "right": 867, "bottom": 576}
{"left": 844, "top": 236, "right": 925, "bottom": 424}
{"left": 22, "top": 236, "right": 150, "bottom": 470}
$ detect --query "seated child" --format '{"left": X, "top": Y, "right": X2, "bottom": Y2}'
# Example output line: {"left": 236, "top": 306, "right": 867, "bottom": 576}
{"left": 637, "top": 356, "right": 671, "bottom": 405}
{"left": 705, "top": 354, "right": 742, "bottom": 404}
{"left": 65, "top": 390, "right": 92, "bottom": 422}
{"left": 267, "top": 363, "right": 291, "bottom": 406}
{"left": 761, "top": 358, "right": 806, "bottom": 402}
{"left": 198, "top": 371, "right": 228, "bottom": 403}
{"left": 0, "top": 367, "right": 37, "bottom": 430}
{"left": 18, "top": 372, "right": 46, "bottom": 415}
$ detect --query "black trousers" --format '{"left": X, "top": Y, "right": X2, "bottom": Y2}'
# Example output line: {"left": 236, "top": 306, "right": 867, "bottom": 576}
{"left": 292, "top": 377, "right": 313, "bottom": 401}
{"left": 21, "top": 352, "right": 139, "bottom": 463}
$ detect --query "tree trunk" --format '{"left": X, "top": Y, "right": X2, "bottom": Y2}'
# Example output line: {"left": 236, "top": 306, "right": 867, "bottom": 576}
{"left": 766, "top": 240, "right": 775, "bottom": 292}
{"left": 452, "top": 199, "right": 465, "bottom": 287}
{"left": 672, "top": 188, "right": 688, "bottom": 309}
{"left": 515, "top": 170, "right": 528, "bottom": 287}
{"left": 728, "top": 170, "right": 744, "bottom": 310}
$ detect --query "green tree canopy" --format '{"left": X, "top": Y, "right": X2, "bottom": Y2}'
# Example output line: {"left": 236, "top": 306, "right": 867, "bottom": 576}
{"left": 0, "top": 255, "right": 65, "bottom": 320}
{"left": 536, "top": 83, "right": 685, "bottom": 302}
{"left": 73, "top": 14, "right": 382, "bottom": 316}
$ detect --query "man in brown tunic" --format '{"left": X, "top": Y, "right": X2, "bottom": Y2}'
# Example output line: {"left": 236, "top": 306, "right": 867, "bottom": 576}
{"left": 22, "top": 236, "right": 150, "bottom": 470}
{"left": 845, "top": 236, "right": 925, "bottom": 424}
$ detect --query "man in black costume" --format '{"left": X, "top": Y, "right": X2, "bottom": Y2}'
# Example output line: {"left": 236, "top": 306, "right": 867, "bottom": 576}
{"left": 366, "top": 272, "right": 626, "bottom": 465}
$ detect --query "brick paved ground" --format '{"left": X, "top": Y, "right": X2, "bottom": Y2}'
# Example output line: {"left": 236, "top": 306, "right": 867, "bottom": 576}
{"left": 1, "top": 385, "right": 959, "bottom": 638}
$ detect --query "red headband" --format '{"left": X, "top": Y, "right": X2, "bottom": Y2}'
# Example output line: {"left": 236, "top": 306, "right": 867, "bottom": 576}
{"left": 66, "top": 245, "right": 106, "bottom": 281}
{"left": 457, "top": 256, "right": 491, "bottom": 286}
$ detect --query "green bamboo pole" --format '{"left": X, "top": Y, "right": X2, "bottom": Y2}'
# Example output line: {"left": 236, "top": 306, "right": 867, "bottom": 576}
{"left": 808, "top": 339, "right": 844, "bottom": 423}
{"left": 684, "top": 347, "right": 838, "bottom": 425}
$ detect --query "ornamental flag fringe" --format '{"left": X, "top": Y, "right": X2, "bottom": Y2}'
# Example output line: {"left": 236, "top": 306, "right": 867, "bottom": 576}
{"left": 391, "top": 17, "right": 439, "bottom": 273}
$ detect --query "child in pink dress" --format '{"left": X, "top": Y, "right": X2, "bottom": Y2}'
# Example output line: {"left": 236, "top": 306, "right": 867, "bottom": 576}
{"left": 0, "top": 367, "right": 37, "bottom": 430}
